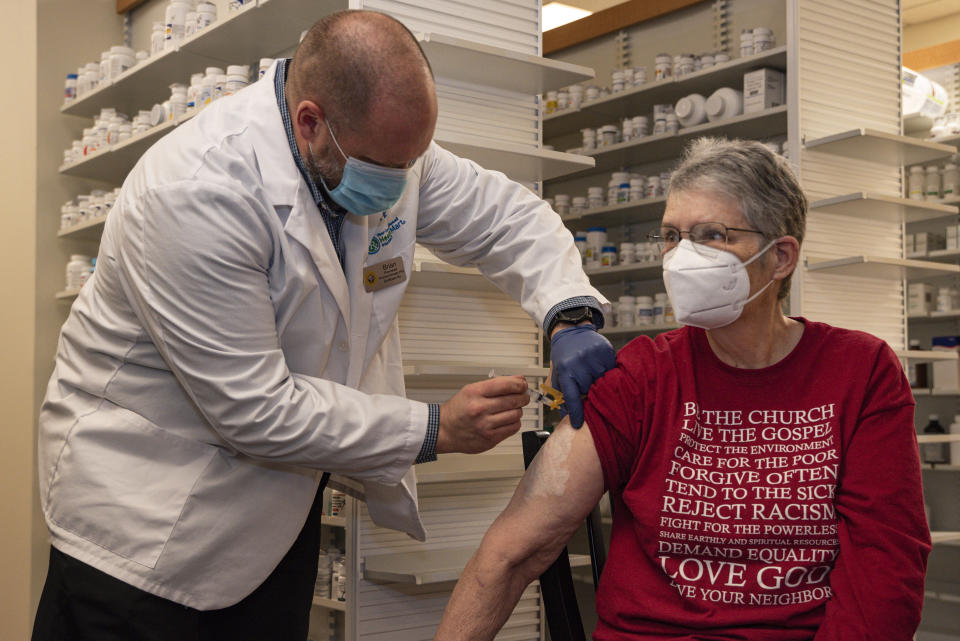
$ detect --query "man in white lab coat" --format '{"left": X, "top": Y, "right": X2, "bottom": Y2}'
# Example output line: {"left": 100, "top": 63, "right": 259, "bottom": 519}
{"left": 33, "top": 10, "right": 612, "bottom": 641}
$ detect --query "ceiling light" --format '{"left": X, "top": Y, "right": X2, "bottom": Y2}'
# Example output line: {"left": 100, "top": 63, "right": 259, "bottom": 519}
{"left": 542, "top": 2, "right": 593, "bottom": 31}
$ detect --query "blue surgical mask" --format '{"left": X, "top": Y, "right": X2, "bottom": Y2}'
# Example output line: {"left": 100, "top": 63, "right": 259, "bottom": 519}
{"left": 314, "top": 120, "right": 409, "bottom": 216}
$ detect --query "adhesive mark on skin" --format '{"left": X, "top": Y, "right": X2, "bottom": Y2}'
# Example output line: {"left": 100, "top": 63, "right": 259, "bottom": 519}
{"left": 530, "top": 428, "right": 574, "bottom": 497}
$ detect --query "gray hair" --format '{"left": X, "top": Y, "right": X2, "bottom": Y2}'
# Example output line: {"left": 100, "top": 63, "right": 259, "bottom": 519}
{"left": 668, "top": 137, "right": 807, "bottom": 299}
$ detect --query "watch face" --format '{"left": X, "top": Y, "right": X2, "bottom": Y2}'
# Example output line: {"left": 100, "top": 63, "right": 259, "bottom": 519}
{"left": 560, "top": 308, "right": 592, "bottom": 323}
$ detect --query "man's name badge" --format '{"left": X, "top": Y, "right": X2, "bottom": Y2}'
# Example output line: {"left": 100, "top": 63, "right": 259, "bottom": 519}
{"left": 363, "top": 256, "right": 407, "bottom": 292}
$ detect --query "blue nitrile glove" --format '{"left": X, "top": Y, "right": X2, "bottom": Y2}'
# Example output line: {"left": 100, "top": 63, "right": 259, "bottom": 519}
{"left": 550, "top": 324, "right": 616, "bottom": 429}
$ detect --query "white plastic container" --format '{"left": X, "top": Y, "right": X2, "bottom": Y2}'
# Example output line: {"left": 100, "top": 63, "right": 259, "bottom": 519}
{"left": 196, "top": 1, "right": 217, "bottom": 29}
{"left": 633, "top": 115, "right": 648, "bottom": 137}
{"left": 571, "top": 196, "right": 587, "bottom": 216}
{"left": 740, "top": 30, "right": 754, "bottom": 57}
{"left": 545, "top": 91, "right": 558, "bottom": 113}
{"left": 630, "top": 177, "right": 646, "bottom": 201}
{"left": 617, "top": 296, "right": 636, "bottom": 327}
{"left": 553, "top": 193, "right": 571, "bottom": 215}
{"left": 599, "top": 125, "right": 619, "bottom": 146}
{"left": 587, "top": 186, "right": 605, "bottom": 209}
{"left": 647, "top": 175, "right": 661, "bottom": 198}
{"left": 925, "top": 165, "right": 942, "bottom": 200}
{"left": 169, "top": 83, "right": 188, "bottom": 119}
{"left": 943, "top": 163, "right": 959, "bottom": 197}
{"left": 665, "top": 113, "right": 680, "bottom": 135}
{"left": 568, "top": 84, "right": 584, "bottom": 108}
{"left": 654, "top": 293, "right": 669, "bottom": 325}
{"left": 634, "top": 66, "right": 647, "bottom": 85}
{"left": 184, "top": 10, "right": 198, "bottom": 37}
{"left": 586, "top": 227, "right": 607, "bottom": 261}
{"left": 66, "top": 254, "right": 92, "bottom": 290}
{"left": 64, "top": 73, "right": 77, "bottom": 103}
{"left": 601, "top": 245, "right": 618, "bottom": 266}
{"left": 619, "top": 242, "right": 635, "bottom": 264}
{"left": 259, "top": 58, "right": 274, "bottom": 77}
{"left": 574, "top": 232, "right": 587, "bottom": 261}
{"left": 581, "top": 128, "right": 596, "bottom": 150}
{"left": 109, "top": 46, "right": 135, "bottom": 79}
{"left": 635, "top": 296, "right": 654, "bottom": 325}
{"left": 908, "top": 166, "right": 925, "bottom": 199}
{"left": 655, "top": 53, "right": 672, "bottom": 80}
{"left": 225, "top": 65, "right": 249, "bottom": 95}
{"left": 164, "top": 0, "right": 191, "bottom": 51}
{"left": 752, "top": 27, "right": 774, "bottom": 53}
{"left": 99, "top": 51, "right": 111, "bottom": 84}
{"left": 611, "top": 70, "right": 625, "bottom": 93}
{"left": 557, "top": 90, "right": 569, "bottom": 110}
{"left": 151, "top": 22, "right": 165, "bottom": 55}
{"left": 675, "top": 93, "right": 707, "bottom": 127}
{"left": 705, "top": 88, "right": 743, "bottom": 121}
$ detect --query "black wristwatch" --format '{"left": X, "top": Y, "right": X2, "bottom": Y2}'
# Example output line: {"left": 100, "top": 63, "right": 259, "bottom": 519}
{"left": 549, "top": 306, "right": 594, "bottom": 335}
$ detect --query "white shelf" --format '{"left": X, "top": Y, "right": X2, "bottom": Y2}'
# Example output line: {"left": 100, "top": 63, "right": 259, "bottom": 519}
{"left": 416, "top": 454, "right": 524, "bottom": 484}
{"left": 560, "top": 197, "right": 667, "bottom": 227}
{"left": 584, "top": 261, "right": 661, "bottom": 285}
{"left": 600, "top": 323, "right": 680, "bottom": 338}
{"left": 435, "top": 133, "right": 594, "bottom": 182}
{"left": 917, "top": 433, "right": 960, "bottom": 444}
{"left": 55, "top": 289, "right": 80, "bottom": 300}
{"left": 896, "top": 349, "right": 958, "bottom": 362}
{"left": 403, "top": 362, "right": 549, "bottom": 385}
{"left": 920, "top": 248, "right": 960, "bottom": 265}
{"left": 913, "top": 388, "right": 960, "bottom": 396}
{"left": 809, "top": 193, "right": 958, "bottom": 223}
{"left": 322, "top": 514, "right": 347, "bottom": 528}
{"left": 59, "top": 118, "right": 179, "bottom": 182}
{"left": 803, "top": 128, "right": 955, "bottom": 166}
{"left": 416, "top": 32, "right": 593, "bottom": 94}
{"left": 805, "top": 255, "right": 960, "bottom": 280}
{"left": 57, "top": 216, "right": 108, "bottom": 240}
{"left": 922, "top": 464, "right": 960, "bottom": 471}
{"left": 909, "top": 311, "right": 960, "bottom": 323}
{"left": 60, "top": 0, "right": 346, "bottom": 118}
{"left": 557, "top": 105, "right": 788, "bottom": 182}
{"left": 408, "top": 259, "right": 496, "bottom": 292}
{"left": 931, "top": 531, "right": 960, "bottom": 544}
{"left": 543, "top": 46, "right": 787, "bottom": 138}
{"left": 312, "top": 596, "right": 346, "bottom": 611}
{"left": 362, "top": 546, "right": 591, "bottom": 585}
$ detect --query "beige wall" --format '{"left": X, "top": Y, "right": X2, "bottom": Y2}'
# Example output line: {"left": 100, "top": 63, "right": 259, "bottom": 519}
{"left": 0, "top": 0, "right": 39, "bottom": 637}
{"left": 904, "top": 13, "right": 960, "bottom": 53}
{"left": 0, "top": 0, "right": 124, "bottom": 636}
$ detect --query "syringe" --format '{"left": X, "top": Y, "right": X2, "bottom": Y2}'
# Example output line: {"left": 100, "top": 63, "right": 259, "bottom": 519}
{"left": 488, "top": 370, "right": 565, "bottom": 410}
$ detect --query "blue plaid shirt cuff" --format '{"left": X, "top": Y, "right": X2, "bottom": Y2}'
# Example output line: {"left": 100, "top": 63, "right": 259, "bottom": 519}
{"left": 416, "top": 404, "right": 441, "bottom": 464}
{"left": 543, "top": 296, "right": 605, "bottom": 336}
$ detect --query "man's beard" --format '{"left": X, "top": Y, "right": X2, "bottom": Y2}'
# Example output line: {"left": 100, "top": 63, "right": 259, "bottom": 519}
{"left": 305, "top": 142, "right": 343, "bottom": 190}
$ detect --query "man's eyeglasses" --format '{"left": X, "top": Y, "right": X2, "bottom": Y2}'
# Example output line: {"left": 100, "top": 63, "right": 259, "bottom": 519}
{"left": 647, "top": 222, "right": 767, "bottom": 253}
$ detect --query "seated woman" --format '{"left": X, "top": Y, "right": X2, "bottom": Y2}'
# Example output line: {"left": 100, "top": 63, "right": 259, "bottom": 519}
{"left": 435, "top": 138, "right": 930, "bottom": 641}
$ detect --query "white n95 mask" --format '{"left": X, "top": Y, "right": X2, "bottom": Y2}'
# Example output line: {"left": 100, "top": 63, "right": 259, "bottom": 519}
{"left": 662, "top": 238, "right": 777, "bottom": 329}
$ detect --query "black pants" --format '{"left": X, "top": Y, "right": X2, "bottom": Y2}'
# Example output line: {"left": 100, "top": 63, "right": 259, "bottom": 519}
{"left": 32, "top": 475, "right": 329, "bottom": 641}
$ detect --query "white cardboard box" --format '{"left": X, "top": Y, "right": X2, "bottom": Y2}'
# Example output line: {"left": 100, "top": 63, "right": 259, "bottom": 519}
{"left": 909, "top": 283, "right": 938, "bottom": 314}
{"left": 744, "top": 68, "right": 785, "bottom": 113}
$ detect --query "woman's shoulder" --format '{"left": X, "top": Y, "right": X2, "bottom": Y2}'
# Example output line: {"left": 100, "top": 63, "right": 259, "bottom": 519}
{"left": 797, "top": 318, "right": 896, "bottom": 365}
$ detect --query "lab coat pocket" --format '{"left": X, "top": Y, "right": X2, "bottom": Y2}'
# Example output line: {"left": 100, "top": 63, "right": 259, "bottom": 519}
{"left": 46, "top": 403, "right": 217, "bottom": 569}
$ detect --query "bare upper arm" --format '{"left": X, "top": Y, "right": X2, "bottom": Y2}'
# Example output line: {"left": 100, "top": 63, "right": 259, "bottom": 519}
{"left": 485, "top": 418, "right": 606, "bottom": 570}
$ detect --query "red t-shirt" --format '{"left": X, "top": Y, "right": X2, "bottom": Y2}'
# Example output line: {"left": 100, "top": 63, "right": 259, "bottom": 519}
{"left": 584, "top": 318, "right": 930, "bottom": 641}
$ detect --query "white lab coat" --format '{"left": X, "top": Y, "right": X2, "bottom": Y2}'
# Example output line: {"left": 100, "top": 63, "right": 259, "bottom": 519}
{"left": 37, "top": 62, "right": 607, "bottom": 609}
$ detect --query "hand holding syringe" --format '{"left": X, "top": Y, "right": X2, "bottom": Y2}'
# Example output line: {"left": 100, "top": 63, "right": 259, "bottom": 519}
{"left": 488, "top": 370, "right": 564, "bottom": 410}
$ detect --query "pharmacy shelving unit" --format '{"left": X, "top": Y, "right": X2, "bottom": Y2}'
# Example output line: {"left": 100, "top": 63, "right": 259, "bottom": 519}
{"left": 56, "top": 2, "right": 596, "bottom": 640}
